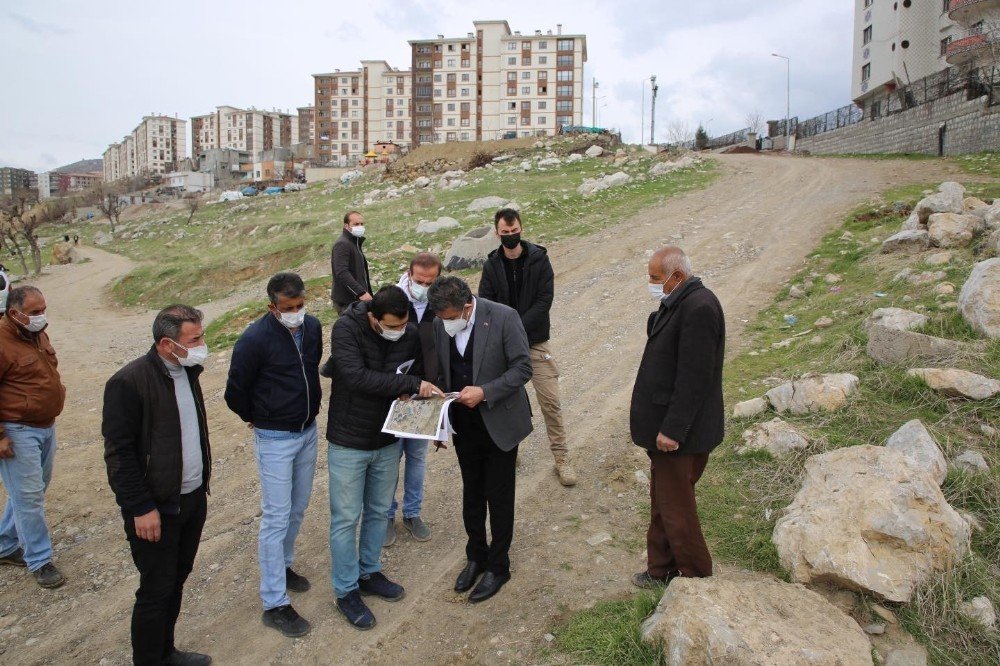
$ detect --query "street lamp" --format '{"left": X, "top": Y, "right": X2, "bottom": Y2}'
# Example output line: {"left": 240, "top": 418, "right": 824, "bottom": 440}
{"left": 592, "top": 78, "right": 600, "bottom": 127}
{"left": 771, "top": 53, "right": 790, "bottom": 142}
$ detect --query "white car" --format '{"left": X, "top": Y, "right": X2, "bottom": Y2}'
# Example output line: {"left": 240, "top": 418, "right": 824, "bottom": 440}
{"left": 219, "top": 190, "right": 244, "bottom": 202}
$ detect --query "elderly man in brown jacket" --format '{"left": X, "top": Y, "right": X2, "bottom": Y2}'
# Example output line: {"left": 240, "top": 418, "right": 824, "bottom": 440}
{"left": 0, "top": 286, "right": 67, "bottom": 588}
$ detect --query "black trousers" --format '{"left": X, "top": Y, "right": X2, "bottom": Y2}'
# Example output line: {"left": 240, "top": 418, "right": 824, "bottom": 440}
{"left": 122, "top": 488, "right": 207, "bottom": 666}
{"left": 451, "top": 406, "right": 518, "bottom": 576}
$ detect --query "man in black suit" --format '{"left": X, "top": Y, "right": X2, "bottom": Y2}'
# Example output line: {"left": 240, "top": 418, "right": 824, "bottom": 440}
{"left": 629, "top": 246, "right": 725, "bottom": 589}
{"left": 428, "top": 276, "right": 533, "bottom": 603}
{"left": 330, "top": 211, "right": 372, "bottom": 315}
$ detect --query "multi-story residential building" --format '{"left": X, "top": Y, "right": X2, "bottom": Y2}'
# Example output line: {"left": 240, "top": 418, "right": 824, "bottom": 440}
{"left": 409, "top": 21, "right": 587, "bottom": 146}
{"left": 310, "top": 20, "right": 586, "bottom": 164}
{"left": 38, "top": 170, "right": 103, "bottom": 199}
{"left": 944, "top": 0, "right": 1000, "bottom": 66}
{"left": 103, "top": 115, "right": 187, "bottom": 182}
{"left": 0, "top": 167, "right": 35, "bottom": 196}
{"left": 297, "top": 106, "right": 315, "bottom": 146}
{"left": 190, "top": 106, "right": 298, "bottom": 156}
{"left": 852, "top": 0, "right": 962, "bottom": 114}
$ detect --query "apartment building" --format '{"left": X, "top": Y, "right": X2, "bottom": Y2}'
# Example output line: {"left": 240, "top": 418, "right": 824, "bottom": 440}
{"left": 944, "top": 0, "right": 1000, "bottom": 66}
{"left": 297, "top": 106, "right": 315, "bottom": 146}
{"left": 103, "top": 115, "right": 187, "bottom": 182}
{"left": 310, "top": 20, "right": 586, "bottom": 164}
{"left": 852, "top": 0, "right": 962, "bottom": 113}
{"left": 190, "top": 106, "right": 298, "bottom": 156}
{"left": 38, "top": 171, "right": 103, "bottom": 199}
{"left": 0, "top": 167, "right": 35, "bottom": 196}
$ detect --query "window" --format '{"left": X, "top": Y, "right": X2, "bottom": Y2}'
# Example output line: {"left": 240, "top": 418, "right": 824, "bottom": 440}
{"left": 539, "top": 41, "right": 548, "bottom": 49}
{"left": 508, "top": 116, "right": 517, "bottom": 125}
{"left": 397, "top": 110, "right": 405, "bottom": 117}
{"left": 461, "top": 102, "right": 470, "bottom": 113}
{"left": 507, "top": 42, "right": 517, "bottom": 50}
{"left": 538, "top": 101, "right": 547, "bottom": 110}
{"left": 864, "top": 0, "right": 873, "bottom": 7}
{"left": 447, "top": 103, "right": 456, "bottom": 111}
{"left": 341, "top": 88, "right": 348, "bottom": 95}
{"left": 522, "top": 41, "right": 531, "bottom": 50}
{"left": 352, "top": 100, "right": 359, "bottom": 106}
{"left": 507, "top": 72, "right": 517, "bottom": 81}
{"left": 461, "top": 132, "right": 469, "bottom": 140}
{"left": 557, "top": 70, "right": 573, "bottom": 81}
{"left": 863, "top": 25, "right": 872, "bottom": 45}
{"left": 522, "top": 56, "right": 531, "bottom": 66}
{"left": 522, "top": 86, "right": 531, "bottom": 94}
{"left": 447, "top": 44, "right": 455, "bottom": 52}
{"left": 538, "top": 116, "right": 547, "bottom": 124}
{"left": 556, "top": 84, "right": 573, "bottom": 96}
{"left": 434, "top": 74, "right": 442, "bottom": 82}
{"left": 462, "top": 73, "right": 470, "bottom": 82}
{"left": 557, "top": 39, "right": 574, "bottom": 50}
{"left": 508, "top": 57, "right": 517, "bottom": 65}
{"left": 861, "top": 63, "right": 871, "bottom": 82}
{"left": 461, "top": 88, "right": 470, "bottom": 96}
{"left": 461, "top": 118, "right": 470, "bottom": 126}
{"left": 508, "top": 102, "right": 517, "bottom": 110}
{"left": 521, "top": 101, "right": 531, "bottom": 110}
{"left": 557, "top": 55, "right": 574, "bottom": 66}
{"left": 557, "top": 100, "right": 572, "bottom": 111}
{"left": 447, "top": 73, "right": 456, "bottom": 82}
{"left": 447, "top": 58, "right": 456, "bottom": 67}
{"left": 434, "top": 88, "right": 442, "bottom": 96}
{"left": 942, "top": 0, "right": 949, "bottom": 11}
{"left": 522, "top": 71, "right": 531, "bottom": 79}
{"left": 386, "top": 87, "right": 393, "bottom": 94}
{"left": 557, "top": 114, "right": 572, "bottom": 127}
{"left": 940, "top": 36, "right": 952, "bottom": 56}
{"left": 418, "top": 104, "right": 431, "bottom": 113}
{"left": 447, "top": 118, "right": 456, "bottom": 126}
{"left": 538, "top": 56, "right": 548, "bottom": 65}
{"left": 538, "top": 71, "right": 548, "bottom": 80}
{"left": 418, "top": 119, "right": 432, "bottom": 127}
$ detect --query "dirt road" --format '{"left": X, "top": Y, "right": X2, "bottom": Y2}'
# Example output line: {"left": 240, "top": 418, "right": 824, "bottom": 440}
{"left": 0, "top": 154, "right": 966, "bottom": 665}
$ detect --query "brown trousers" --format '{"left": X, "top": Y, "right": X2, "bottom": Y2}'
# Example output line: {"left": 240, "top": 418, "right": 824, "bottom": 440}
{"left": 529, "top": 342, "right": 567, "bottom": 458}
{"left": 646, "top": 451, "right": 712, "bottom": 578}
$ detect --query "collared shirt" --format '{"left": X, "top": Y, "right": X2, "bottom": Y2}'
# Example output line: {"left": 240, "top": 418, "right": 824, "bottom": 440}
{"left": 162, "top": 359, "right": 204, "bottom": 494}
{"left": 399, "top": 273, "right": 429, "bottom": 322}
{"left": 455, "top": 297, "right": 478, "bottom": 357}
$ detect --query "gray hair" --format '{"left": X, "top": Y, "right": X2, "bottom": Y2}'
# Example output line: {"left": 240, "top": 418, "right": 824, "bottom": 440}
{"left": 657, "top": 247, "right": 693, "bottom": 277}
{"left": 6, "top": 286, "right": 42, "bottom": 314}
{"left": 428, "top": 275, "right": 473, "bottom": 313}
{"left": 152, "top": 304, "right": 204, "bottom": 342}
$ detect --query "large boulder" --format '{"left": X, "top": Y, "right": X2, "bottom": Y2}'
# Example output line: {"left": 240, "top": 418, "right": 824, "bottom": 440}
{"left": 981, "top": 202, "right": 1000, "bottom": 231}
{"left": 765, "top": 373, "right": 860, "bottom": 415}
{"left": 577, "top": 171, "right": 632, "bottom": 197}
{"left": 443, "top": 226, "right": 498, "bottom": 270}
{"left": 732, "top": 397, "right": 769, "bottom": 418}
{"left": 640, "top": 574, "right": 873, "bottom": 665}
{"left": 863, "top": 308, "right": 929, "bottom": 334}
{"left": 958, "top": 258, "right": 1000, "bottom": 338}
{"left": 466, "top": 196, "right": 508, "bottom": 213}
{"left": 881, "top": 230, "right": 930, "bottom": 254}
{"left": 907, "top": 367, "right": 1000, "bottom": 400}
{"left": 885, "top": 420, "right": 947, "bottom": 485}
{"left": 584, "top": 144, "right": 604, "bottom": 157}
{"left": 50, "top": 242, "right": 79, "bottom": 265}
{"left": 737, "top": 418, "right": 810, "bottom": 458}
{"left": 416, "top": 217, "right": 460, "bottom": 234}
{"left": 927, "top": 213, "right": 979, "bottom": 248}
{"left": 914, "top": 182, "right": 965, "bottom": 224}
{"left": 773, "top": 445, "right": 971, "bottom": 602}
{"left": 866, "top": 323, "right": 965, "bottom": 366}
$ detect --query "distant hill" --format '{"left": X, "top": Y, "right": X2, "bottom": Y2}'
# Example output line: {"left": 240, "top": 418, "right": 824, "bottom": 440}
{"left": 52, "top": 159, "right": 103, "bottom": 174}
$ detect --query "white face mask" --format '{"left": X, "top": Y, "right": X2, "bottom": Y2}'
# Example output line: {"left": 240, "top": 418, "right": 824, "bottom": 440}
{"left": 442, "top": 308, "right": 471, "bottom": 338}
{"left": 172, "top": 341, "right": 209, "bottom": 367}
{"left": 377, "top": 322, "right": 406, "bottom": 342}
{"left": 648, "top": 282, "right": 666, "bottom": 301}
{"left": 409, "top": 280, "right": 429, "bottom": 303}
{"left": 350, "top": 225, "right": 366, "bottom": 238}
{"left": 277, "top": 309, "right": 306, "bottom": 329}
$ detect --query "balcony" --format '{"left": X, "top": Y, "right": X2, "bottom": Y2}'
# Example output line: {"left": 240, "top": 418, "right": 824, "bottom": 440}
{"left": 945, "top": 29, "right": 997, "bottom": 64}
{"left": 948, "top": 0, "right": 1000, "bottom": 24}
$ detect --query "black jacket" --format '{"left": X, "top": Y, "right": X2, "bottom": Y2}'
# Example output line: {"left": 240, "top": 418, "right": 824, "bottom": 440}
{"left": 408, "top": 298, "right": 439, "bottom": 383}
{"left": 224, "top": 312, "right": 323, "bottom": 432}
{"left": 331, "top": 229, "right": 371, "bottom": 308}
{"left": 478, "top": 240, "right": 553, "bottom": 346}
{"left": 326, "top": 301, "right": 423, "bottom": 450}
{"left": 103, "top": 347, "right": 212, "bottom": 517}
{"left": 630, "top": 278, "right": 726, "bottom": 455}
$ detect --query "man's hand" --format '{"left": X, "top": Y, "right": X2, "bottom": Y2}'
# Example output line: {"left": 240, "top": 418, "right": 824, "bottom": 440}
{"left": 0, "top": 436, "right": 13, "bottom": 459}
{"left": 656, "top": 433, "right": 680, "bottom": 453}
{"left": 134, "top": 509, "right": 162, "bottom": 543}
{"left": 418, "top": 381, "right": 444, "bottom": 399}
{"left": 359, "top": 293, "right": 373, "bottom": 302}
{"left": 457, "top": 386, "right": 486, "bottom": 408}
{"left": 433, "top": 440, "right": 448, "bottom": 451}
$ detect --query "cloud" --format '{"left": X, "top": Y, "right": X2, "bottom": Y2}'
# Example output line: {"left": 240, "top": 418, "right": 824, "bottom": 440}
{"left": 6, "top": 11, "right": 71, "bottom": 36}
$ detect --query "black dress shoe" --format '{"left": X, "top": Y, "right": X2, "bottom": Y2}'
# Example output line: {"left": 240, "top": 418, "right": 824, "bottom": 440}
{"left": 163, "top": 649, "right": 212, "bottom": 665}
{"left": 454, "top": 560, "right": 486, "bottom": 593}
{"left": 468, "top": 571, "right": 510, "bottom": 603}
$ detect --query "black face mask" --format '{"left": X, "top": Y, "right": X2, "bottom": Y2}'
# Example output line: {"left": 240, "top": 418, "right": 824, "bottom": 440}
{"left": 500, "top": 233, "right": 521, "bottom": 250}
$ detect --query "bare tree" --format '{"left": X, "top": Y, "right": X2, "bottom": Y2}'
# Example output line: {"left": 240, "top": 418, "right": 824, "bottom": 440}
{"left": 744, "top": 109, "right": 765, "bottom": 135}
{"left": 666, "top": 119, "right": 693, "bottom": 146}
{"left": 0, "top": 191, "right": 34, "bottom": 274}
{"left": 20, "top": 200, "right": 69, "bottom": 275}
{"left": 96, "top": 183, "right": 123, "bottom": 233}
{"left": 184, "top": 194, "right": 200, "bottom": 225}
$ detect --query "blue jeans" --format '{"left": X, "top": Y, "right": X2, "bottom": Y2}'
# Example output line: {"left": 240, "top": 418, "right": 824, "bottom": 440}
{"left": 0, "top": 423, "right": 56, "bottom": 572}
{"left": 388, "top": 438, "right": 429, "bottom": 520}
{"left": 328, "top": 440, "right": 402, "bottom": 598}
{"left": 254, "top": 424, "right": 318, "bottom": 610}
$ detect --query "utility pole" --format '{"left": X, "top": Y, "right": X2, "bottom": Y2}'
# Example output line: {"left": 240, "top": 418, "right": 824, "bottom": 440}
{"left": 649, "top": 75, "right": 659, "bottom": 145}
{"left": 592, "top": 78, "right": 599, "bottom": 127}
{"left": 772, "top": 53, "right": 790, "bottom": 141}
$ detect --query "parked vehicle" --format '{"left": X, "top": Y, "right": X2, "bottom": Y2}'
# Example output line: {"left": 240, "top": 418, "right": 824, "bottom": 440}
{"left": 501, "top": 131, "right": 517, "bottom": 139}
{"left": 264, "top": 186, "right": 284, "bottom": 195}
{"left": 241, "top": 186, "right": 259, "bottom": 197}
{"left": 219, "top": 190, "right": 244, "bottom": 202}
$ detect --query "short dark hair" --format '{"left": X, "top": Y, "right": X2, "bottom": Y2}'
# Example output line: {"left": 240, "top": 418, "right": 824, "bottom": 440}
{"left": 343, "top": 210, "right": 362, "bottom": 225}
{"left": 266, "top": 272, "right": 306, "bottom": 304}
{"left": 428, "top": 276, "right": 473, "bottom": 313}
{"left": 6, "top": 286, "right": 41, "bottom": 314}
{"left": 409, "top": 252, "right": 443, "bottom": 274}
{"left": 152, "top": 304, "right": 204, "bottom": 343}
{"left": 493, "top": 208, "right": 521, "bottom": 230}
{"left": 371, "top": 285, "right": 410, "bottom": 320}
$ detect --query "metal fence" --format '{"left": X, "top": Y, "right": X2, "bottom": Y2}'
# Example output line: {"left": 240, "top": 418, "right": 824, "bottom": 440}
{"left": 705, "top": 127, "right": 750, "bottom": 149}
{"left": 769, "top": 64, "right": 1000, "bottom": 141}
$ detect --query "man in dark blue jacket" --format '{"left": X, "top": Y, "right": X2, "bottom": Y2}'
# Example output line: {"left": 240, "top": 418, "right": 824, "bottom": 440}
{"left": 225, "top": 272, "right": 322, "bottom": 639}
{"left": 326, "top": 286, "right": 441, "bottom": 630}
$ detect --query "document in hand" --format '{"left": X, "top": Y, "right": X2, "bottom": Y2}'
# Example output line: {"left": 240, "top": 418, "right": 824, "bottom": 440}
{"left": 381, "top": 393, "right": 460, "bottom": 441}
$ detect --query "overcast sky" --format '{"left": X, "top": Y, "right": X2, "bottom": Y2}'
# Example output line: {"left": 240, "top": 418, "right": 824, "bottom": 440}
{"left": 0, "top": 0, "right": 852, "bottom": 172}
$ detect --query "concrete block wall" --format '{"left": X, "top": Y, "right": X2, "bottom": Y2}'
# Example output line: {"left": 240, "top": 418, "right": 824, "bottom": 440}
{"left": 796, "top": 92, "right": 1000, "bottom": 156}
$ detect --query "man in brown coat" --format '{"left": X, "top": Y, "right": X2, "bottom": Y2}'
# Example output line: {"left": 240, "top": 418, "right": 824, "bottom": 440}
{"left": 0, "top": 286, "right": 67, "bottom": 588}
